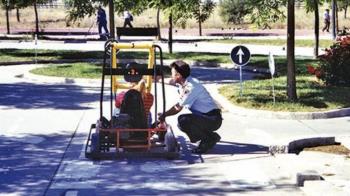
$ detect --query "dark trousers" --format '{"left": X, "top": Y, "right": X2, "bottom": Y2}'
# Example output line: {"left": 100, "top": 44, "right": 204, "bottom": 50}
{"left": 98, "top": 22, "right": 109, "bottom": 38}
{"left": 123, "top": 19, "right": 133, "bottom": 28}
{"left": 177, "top": 109, "right": 222, "bottom": 143}
{"left": 322, "top": 20, "right": 330, "bottom": 32}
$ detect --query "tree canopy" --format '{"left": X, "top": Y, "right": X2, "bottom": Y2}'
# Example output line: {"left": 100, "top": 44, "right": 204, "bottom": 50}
{"left": 64, "top": 0, "right": 148, "bottom": 22}
{"left": 218, "top": 0, "right": 287, "bottom": 28}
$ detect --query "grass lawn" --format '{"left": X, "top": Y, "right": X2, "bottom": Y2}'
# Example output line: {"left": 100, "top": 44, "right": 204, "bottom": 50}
{"left": 26, "top": 50, "right": 319, "bottom": 80}
{"left": 30, "top": 63, "right": 103, "bottom": 78}
{"left": 218, "top": 76, "right": 350, "bottom": 112}
{"left": 210, "top": 39, "right": 335, "bottom": 48}
{"left": 0, "top": 49, "right": 104, "bottom": 62}
{"left": 0, "top": 49, "right": 319, "bottom": 71}
{"left": 30, "top": 62, "right": 171, "bottom": 79}
{"left": 0, "top": 49, "right": 231, "bottom": 64}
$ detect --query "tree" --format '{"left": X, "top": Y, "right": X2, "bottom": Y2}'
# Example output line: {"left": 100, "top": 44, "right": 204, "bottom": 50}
{"left": 219, "top": 0, "right": 253, "bottom": 25}
{"left": 332, "top": 0, "right": 337, "bottom": 39}
{"left": 12, "top": 0, "right": 28, "bottom": 22}
{"left": 249, "top": 0, "right": 286, "bottom": 29}
{"left": 218, "top": 0, "right": 286, "bottom": 29}
{"left": 64, "top": 0, "right": 148, "bottom": 23}
{"left": 1, "top": 0, "right": 14, "bottom": 34}
{"left": 148, "top": 0, "right": 168, "bottom": 40}
{"left": 24, "top": 0, "right": 51, "bottom": 35}
{"left": 218, "top": 0, "right": 298, "bottom": 100}
{"left": 287, "top": 0, "right": 297, "bottom": 101}
{"left": 16, "top": 7, "right": 20, "bottom": 22}
{"left": 192, "top": 0, "right": 215, "bottom": 36}
{"left": 248, "top": 0, "right": 298, "bottom": 101}
{"left": 64, "top": 0, "right": 105, "bottom": 22}
{"left": 64, "top": 0, "right": 148, "bottom": 38}
{"left": 5, "top": 1, "right": 10, "bottom": 34}
{"left": 304, "top": 0, "right": 323, "bottom": 58}
{"left": 149, "top": 0, "right": 197, "bottom": 53}
{"left": 8, "top": 0, "right": 51, "bottom": 35}
{"left": 338, "top": 0, "right": 350, "bottom": 18}
{"left": 34, "top": 1, "right": 39, "bottom": 35}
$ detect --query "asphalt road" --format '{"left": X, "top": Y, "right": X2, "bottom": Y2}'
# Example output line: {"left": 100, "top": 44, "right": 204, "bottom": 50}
{"left": 1, "top": 63, "right": 349, "bottom": 196}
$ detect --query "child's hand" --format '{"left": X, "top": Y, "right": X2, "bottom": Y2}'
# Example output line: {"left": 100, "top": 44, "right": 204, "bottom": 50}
{"left": 157, "top": 113, "right": 165, "bottom": 122}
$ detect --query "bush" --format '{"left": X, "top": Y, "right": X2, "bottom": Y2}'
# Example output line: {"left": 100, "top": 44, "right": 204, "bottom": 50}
{"left": 219, "top": 0, "right": 252, "bottom": 24}
{"left": 318, "top": 35, "right": 350, "bottom": 86}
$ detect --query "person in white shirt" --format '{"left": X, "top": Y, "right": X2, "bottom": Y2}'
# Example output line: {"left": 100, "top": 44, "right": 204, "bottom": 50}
{"left": 158, "top": 60, "right": 222, "bottom": 154}
{"left": 322, "top": 9, "right": 330, "bottom": 32}
{"left": 123, "top": 11, "right": 133, "bottom": 28}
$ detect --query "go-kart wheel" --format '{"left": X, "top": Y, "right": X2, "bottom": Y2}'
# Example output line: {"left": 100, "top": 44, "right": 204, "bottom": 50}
{"left": 164, "top": 130, "right": 176, "bottom": 152}
{"left": 90, "top": 133, "right": 100, "bottom": 153}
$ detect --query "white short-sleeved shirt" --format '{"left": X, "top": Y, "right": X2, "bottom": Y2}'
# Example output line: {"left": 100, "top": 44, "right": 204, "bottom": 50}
{"left": 177, "top": 76, "right": 218, "bottom": 113}
{"left": 124, "top": 11, "right": 132, "bottom": 19}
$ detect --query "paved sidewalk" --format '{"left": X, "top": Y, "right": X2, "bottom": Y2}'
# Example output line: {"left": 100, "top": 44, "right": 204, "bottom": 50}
{"left": 2, "top": 64, "right": 349, "bottom": 195}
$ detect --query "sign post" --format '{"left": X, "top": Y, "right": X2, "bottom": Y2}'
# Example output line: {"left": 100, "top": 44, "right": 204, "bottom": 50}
{"left": 34, "top": 34, "right": 38, "bottom": 64}
{"left": 268, "top": 52, "right": 276, "bottom": 105}
{"left": 230, "top": 45, "right": 251, "bottom": 97}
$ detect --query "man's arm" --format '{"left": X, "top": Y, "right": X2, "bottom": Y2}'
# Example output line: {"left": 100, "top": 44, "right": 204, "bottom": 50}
{"left": 158, "top": 103, "right": 183, "bottom": 122}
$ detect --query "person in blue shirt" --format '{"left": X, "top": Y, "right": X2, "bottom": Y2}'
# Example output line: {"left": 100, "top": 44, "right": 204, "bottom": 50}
{"left": 322, "top": 9, "right": 330, "bottom": 32}
{"left": 158, "top": 60, "right": 222, "bottom": 154}
{"left": 97, "top": 6, "right": 109, "bottom": 39}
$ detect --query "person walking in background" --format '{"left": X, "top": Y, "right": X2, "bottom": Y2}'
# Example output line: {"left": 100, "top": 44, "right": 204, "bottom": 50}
{"left": 158, "top": 60, "right": 222, "bottom": 154}
{"left": 322, "top": 9, "right": 331, "bottom": 32}
{"left": 97, "top": 6, "right": 109, "bottom": 39}
{"left": 123, "top": 10, "right": 133, "bottom": 28}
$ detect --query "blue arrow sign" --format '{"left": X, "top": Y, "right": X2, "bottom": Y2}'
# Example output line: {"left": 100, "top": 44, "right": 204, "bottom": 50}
{"left": 230, "top": 45, "right": 251, "bottom": 66}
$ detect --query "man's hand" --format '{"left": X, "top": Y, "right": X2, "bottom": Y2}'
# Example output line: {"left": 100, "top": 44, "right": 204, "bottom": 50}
{"left": 158, "top": 104, "right": 182, "bottom": 123}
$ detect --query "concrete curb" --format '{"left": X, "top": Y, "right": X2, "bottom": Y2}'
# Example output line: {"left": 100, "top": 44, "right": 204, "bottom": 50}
{"left": 288, "top": 137, "right": 336, "bottom": 154}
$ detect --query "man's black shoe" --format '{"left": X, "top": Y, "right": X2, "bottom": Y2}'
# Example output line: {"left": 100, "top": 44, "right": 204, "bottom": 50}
{"left": 192, "top": 133, "right": 221, "bottom": 154}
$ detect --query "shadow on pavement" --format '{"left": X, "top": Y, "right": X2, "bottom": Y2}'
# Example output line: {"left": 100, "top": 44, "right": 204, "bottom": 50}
{"left": 209, "top": 141, "right": 269, "bottom": 155}
{"left": 0, "top": 82, "right": 99, "bottom": 110}
{"left": 0, "top": 132, "right": 77, "bottom": 196}
{"left": 45, "top": 134, "right": 274, "bottom": 195}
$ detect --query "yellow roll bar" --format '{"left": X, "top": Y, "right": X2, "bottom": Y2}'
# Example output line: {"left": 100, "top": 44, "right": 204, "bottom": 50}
{"left": 110, "top": 42, "right": 155, "bottom": 94}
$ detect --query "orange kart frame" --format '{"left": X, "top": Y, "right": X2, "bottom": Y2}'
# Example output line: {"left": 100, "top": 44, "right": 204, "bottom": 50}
{"left": 85, "top": 41, "right": 180, "bottom": 159}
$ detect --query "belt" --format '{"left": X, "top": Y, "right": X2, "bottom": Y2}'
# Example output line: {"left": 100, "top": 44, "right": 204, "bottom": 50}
{"left": 205, "top": 109, "right": 221, "bottom": 116}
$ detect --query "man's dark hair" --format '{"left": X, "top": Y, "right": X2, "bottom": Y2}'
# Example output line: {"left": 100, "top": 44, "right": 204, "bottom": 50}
{"left": 170, "top": 60, "right": 190, "bottom": 79}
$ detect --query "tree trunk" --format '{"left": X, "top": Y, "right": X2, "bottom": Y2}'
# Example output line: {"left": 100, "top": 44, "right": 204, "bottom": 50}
{"left": 16, "top": 8, "right": 20, "bottom": 22}
{"left": 332, "top": 0, "right": 337, "bottom": 39}
{"left": 345, "top": 4, "right": 348, "bottom": 19}
{"left": 199, "top": 8, "right": 202, "bottom": 36}
{"left": 287, "top": 0, "right": 297, "bottom": 101}
{"left": 313, "top": 0, "right": 319, "bottom": 58}
{"left": 157, "top": 8, "right": 161, "bottom": 40}
{"left": 168, "top": 13, "right": 173, "bottom": 54}
{"left": 6, "top": 4, "right": 10, "bottom": 34}
{"left": 336, "top": 1, "right": 339, "bottom": 33}
{"left": 34, "top": 1, "right": 39, "bottom": 35}
{"left": 109, "top": 0, "right": 115, "bottom": 39}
